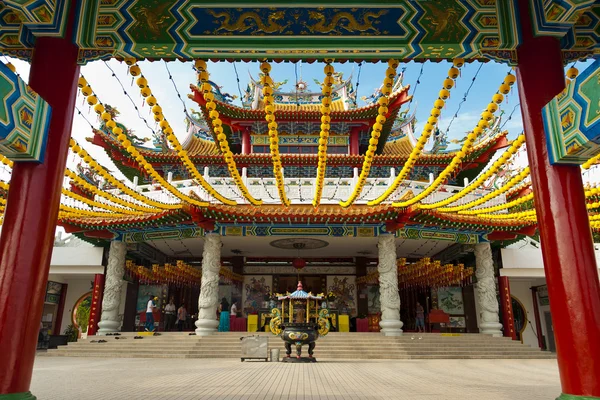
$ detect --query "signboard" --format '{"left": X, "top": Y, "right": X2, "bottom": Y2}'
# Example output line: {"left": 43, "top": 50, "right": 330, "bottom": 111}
{"left": 45, "top": 281, "right": 63, "bottom": 304}
{"left": 537, "top": 285, "right": 550, "bottom": 306}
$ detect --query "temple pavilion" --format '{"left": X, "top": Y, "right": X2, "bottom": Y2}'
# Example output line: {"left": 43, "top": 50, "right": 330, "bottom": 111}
{"left": 0, "top": 1, "right": 599, "bottom": 400}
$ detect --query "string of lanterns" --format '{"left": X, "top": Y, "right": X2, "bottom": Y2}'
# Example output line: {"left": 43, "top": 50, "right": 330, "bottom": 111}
{"left": 129, "top": 61, "right": 236, "bottom": 206}
{"left": 78, "top": 74, "right": 210, "bottom": 208}
{"left": 65, "top": 168, "right": 159, "bottom": 213}
{"left": 61, "top": 187, "right": 146, "bottom": 216}
{"left": 369, "top": 58, "right": 465, "bottom": 206}
{"left": 194, "top": 60, "right": 262, "bottom": 206}
{"left": 437, "top": 167, "right": 530, "bottom": 212}
{"left": 355, "top": 257, "right": 474, "bottom": 289}
{"left": 420, "top": 133, "right": 526, "bottom": 210}
{"left": 68, "top": 138, "right": 179, "bottom": 210}
{"left": 458, "top": 192, "right": 534, "bottom": 215}
{"left": 259, "top": 61, "right": 290, "bottom": 206}
{"left": 313, "top": 60, "right": 335, "bottom": 207}
{"left": 125, "top": 259, "right": 243, "bottom": 287}
{"left": 398, "top": 258, "right": 474, "bottom": 289}
{"left": 393, "top": 71, "right": 517, "bottom": 208}
{"left": 340, "top": 59, "right": 399, "bottom": 208}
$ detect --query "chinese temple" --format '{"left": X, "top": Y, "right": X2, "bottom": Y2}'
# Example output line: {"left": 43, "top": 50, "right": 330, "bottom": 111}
{"left": 0, "top": 1, "right": 599, "bottom": 400}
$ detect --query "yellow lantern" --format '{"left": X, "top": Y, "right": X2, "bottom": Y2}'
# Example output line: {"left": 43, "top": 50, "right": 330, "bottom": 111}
{"left": 492, "top": 93, "right": 504, "bottom": 104}
{"left": 499, "top": 83, "right": 511, "bottom": 95}
{"left": 439, "top": 89, "right": 450, "bottom": 100}
{"left": 487, "top": 103, "right": 498, "bottom": 113}
{"left": 124, "top": 58, "right": 137, "bottom": 66}
{"left": 566, "top": 67, "right": 579, "bottom": 80}
{"left": 146, "top": 95, "right": 157, "bottom": 106}
{"left": 101, "top": 112, "right": 112, "bottom": 122}
{"left": 129, "top": 65, "right": 141, "bottom": 76}
{"left": 453, "top": 58, "right": 465, "bottom": 68}
{"left": 504, "top": 74, "right": 516, "bottom": 86}
{"left": 260, "top": 62, "right": 271, "bottom": 73}
{"left": 388, "top": 59, "right": 399, "bottom": 69}
{"left": 112, "top": 127, "right": 123, "bottom": 136}
{"left": 81, "top": 86, "right": 93, "bottom": 96}
{"left": 443, "top": 78, "right": 454, "bottom": 90}
{"left": 448, "top": 67, "right": 460, "bottom": 79}
{"left": 201, "top": 82, "right": 212, "bottom": 93}
{"left": 324, "top": 64, "right": 334, "bottom": 76}
{"left": 430, "top": 108, "right": 441, "bottom": 118}
{"left": 434, "top": 99, "right": 445, "bottom": 109}
{"left": 93, "top": 103, "right": 105, "bottom": 115}
{"left": 77, "top": 77, "right": 88, "bottom": 88}
{"left": 378, "top": 97, "right": 389, "bottom": 107}
{"left": 194, "top": 60, "right": 207, "bottom": 71}
{"left": 136, "top": 76, "right": 148, "bottom": 88}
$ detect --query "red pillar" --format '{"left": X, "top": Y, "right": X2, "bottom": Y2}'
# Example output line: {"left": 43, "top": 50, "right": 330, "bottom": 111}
{"left": 52, "top": 283, "right": 69, "bottom": 336}
{"left": 349, "top": 128, "right": 360, "bottom": 155}
{"left": 498, "top": 276, "right": 517, "bottom": 340}
{"left": 241, "top": 129, "right": 251, "bottom": 155}
{"left": 87, "top": 274, "right": 105, "bottom": 336}
{"left": 530, "top": 286, "right": 546, "bottom": 350}
{"left": 0, "top": 11, "right": 80, "bottom": 398}
{"left": 516, "top": 1, "right": 600, "bottom": 396}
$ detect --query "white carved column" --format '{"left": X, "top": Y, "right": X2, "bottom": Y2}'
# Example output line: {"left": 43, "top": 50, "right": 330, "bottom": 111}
{"left": 97, "top": 241, "right": 127, "bottom": 334}
{"left": 378, "top": 234, "right": 403, "bottom": 336}
{"left": 474, "top": 242, "right": 503, "bottom": 336}
{"left": 195, "top": 233, "right": 221, "bottom": 336}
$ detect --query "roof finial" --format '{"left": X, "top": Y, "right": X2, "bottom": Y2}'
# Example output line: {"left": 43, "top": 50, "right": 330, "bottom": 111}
{"left": 297, "top": 281, "right": 303, "bottom": 291}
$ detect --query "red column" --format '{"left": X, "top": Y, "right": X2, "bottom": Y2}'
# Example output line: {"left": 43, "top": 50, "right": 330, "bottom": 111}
{"left": 53, "top": 283, "right": 69, "bottom": 336}
{"left": 498, "top": 277, "right": 517, "bottom": 340}
{"left": 0, "top": 11, "right": 80, "bottom": 398}
{"left": 349, "top": 128, "right": 360, "bottom": 155}
{"left": 530, "top": 286, "right": 546, "bottom": 350}
{"left": 87, "top": 274, "right": 105, "bottom": 336}
{"left": 241, "top": 129, "right": 251, "bottom": 154}
{"left": 516, "top": 1, "right": 600, "bottom": 397}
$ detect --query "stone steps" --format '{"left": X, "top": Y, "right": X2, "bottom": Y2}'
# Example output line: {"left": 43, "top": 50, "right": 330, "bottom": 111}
{"left": 44, "top": 331, "right": 554, "bottom": 360}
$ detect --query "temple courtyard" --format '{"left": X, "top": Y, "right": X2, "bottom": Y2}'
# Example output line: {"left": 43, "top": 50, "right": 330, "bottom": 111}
{"left": 31, "top": 357, "right": 561, "bottom": 399}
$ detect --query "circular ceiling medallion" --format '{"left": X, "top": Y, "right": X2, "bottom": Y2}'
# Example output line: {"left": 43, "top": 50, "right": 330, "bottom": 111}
{"left": 270, "top": 238, "right": 329, "bottom": 250}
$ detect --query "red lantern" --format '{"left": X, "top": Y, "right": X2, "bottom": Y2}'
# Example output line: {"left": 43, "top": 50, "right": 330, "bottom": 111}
{"left": 292, "top": 258, "right": 306, "bottom": 270}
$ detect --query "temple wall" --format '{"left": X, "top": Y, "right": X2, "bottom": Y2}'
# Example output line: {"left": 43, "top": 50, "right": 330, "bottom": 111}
{"left": 326, "top": 276, "right": 357, "bottom": 316}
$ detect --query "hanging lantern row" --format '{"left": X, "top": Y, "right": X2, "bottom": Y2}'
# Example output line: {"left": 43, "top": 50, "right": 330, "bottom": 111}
{"left": 313, "top": 60, "right": 335, "bottom": 207}
{"left": 125, "top": 259, "right": 242, "bottom": 287}
{"left": 128, "top": 60, "right": 235, "bottom": 207}
{"left": 438, "top": 167, "right": 530, "bottom": 213}
{"left": 340, "top": 59, "right": 399, "bottom": 208}
{"left": 61, "top": 187, "right": 143, "bottom": 216}
{"left": 259, "top": 60, "right": 290, "bottom": 206}
{"left": 77, "top": 76, "right": 209, "bottom": 208}
{"left": 392, "top": 71, "right": 517, "bottom": 208}
{"left": 194, "top": 60, "right": 262, "bottom": 206}
{"left": 422, "top": 133, "right": 526, "bottom": 211}
{"left": 370, "top": 58, "right": 465, "bottom": 206}
{"left": 397, "top": 257, "right": 474, "bottom": 289}
{"left": 65, "top": 168, "right": 159, "bottom": 213}
{"left": 68, "top": 138, "right": 178, "bottom": 210}
{"left": 459, "top": 192, "right": 534, "bottom": 216}
{"left": 355, "top": 257, "right": 474, "bottom": 289}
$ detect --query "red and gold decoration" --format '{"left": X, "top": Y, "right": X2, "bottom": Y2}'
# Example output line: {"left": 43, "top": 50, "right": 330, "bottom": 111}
{"left": 313, "top": 60, "right": 335, "bottom": 207}
{"left": 125, "top": 260, "right": 242, "bottom": 287}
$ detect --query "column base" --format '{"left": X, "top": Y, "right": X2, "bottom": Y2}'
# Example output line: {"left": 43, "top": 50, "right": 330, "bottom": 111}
{"left": 97, "top": 320, "right": 120, "bottom": 335}
{"left": 195, "top": 319, "right": 219, "bottom": 336}
{"left": 379, "top": 319, "right": 403, "bottom": 336}
{"left": 557, "top": 394, "right": 600, "bottom": 400}
{"left": 479, "top": 322, "right": 503, "bottom": 337}
{"left": 0, "top": 392, "right": 36, "bottom": 399}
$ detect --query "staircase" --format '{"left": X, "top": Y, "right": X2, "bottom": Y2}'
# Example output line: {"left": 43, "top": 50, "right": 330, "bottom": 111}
{"left": 42, "top": 332, "right": 555, "bottom": 360}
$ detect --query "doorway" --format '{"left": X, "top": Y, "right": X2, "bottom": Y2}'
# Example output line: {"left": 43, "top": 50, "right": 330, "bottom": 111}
{"left": 544, "top": 311, "right": 556, "bottom": 352}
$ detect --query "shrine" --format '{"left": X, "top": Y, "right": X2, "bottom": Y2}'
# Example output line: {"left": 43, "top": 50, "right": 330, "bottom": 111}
{"left": 0, "top": 1, "right": 599, "bottom": 400}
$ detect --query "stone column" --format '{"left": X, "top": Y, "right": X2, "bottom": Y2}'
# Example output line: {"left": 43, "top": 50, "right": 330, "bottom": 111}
{"left": 195, "top": 233, "right": 221, "bottom": 336}
{"left": 97, "top": 241, "right": 127, "bottom": 335}
{"left": 474, "top": 242, "right": 502, "bottom": 336}
{"left": 377, "top": 234, "right": 403, "bottom": 336}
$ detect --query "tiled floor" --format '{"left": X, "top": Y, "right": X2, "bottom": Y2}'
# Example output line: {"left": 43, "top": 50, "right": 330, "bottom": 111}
{"left": 31, "top": 357, "right": 561, "bottom": 400}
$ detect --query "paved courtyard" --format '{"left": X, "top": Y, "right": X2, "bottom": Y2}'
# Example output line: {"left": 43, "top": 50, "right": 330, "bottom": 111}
{"left": 31, "top": 357, "right": 561, "bottom": 400}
